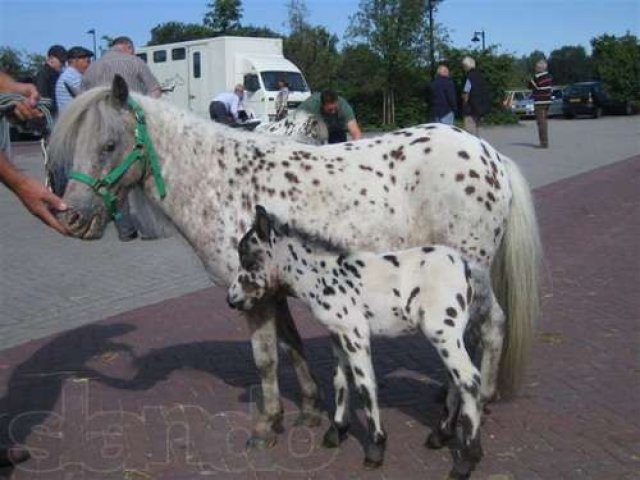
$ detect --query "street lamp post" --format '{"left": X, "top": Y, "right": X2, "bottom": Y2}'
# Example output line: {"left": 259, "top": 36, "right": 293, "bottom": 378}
{"left": 471, "top": 29, "right": 485, "bottom": 50}
{"left": 87, "top": 29, "right": 97, "bottom": 58}
{"left": 427, "top": 0, "right": 443, "bottom": 79}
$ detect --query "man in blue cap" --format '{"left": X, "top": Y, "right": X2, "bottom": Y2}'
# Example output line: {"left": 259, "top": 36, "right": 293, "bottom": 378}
{"left": 55, "top": 46, "right": 93, "bottom": 114}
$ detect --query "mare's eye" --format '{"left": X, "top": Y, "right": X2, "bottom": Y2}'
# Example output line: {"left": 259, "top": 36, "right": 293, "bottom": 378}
{"left": 102, "top": 141, "right": 116, "bottom": 153}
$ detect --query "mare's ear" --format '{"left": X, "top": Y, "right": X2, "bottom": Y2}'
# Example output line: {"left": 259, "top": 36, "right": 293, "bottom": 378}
{"left": 111, "top": 74, "right": 129, "bottom": 108}
{"left": 254, "top": 205, "right": 271, "bottom": 242}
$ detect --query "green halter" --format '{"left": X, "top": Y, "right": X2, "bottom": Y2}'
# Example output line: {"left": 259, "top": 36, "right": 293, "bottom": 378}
{"left": 68, "top": 97, "right": 166, "bottom": 220}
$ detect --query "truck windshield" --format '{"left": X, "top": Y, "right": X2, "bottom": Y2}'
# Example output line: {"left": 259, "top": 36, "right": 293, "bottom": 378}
{"left": 261, "top": 71, "right": 309, "bottom": 92}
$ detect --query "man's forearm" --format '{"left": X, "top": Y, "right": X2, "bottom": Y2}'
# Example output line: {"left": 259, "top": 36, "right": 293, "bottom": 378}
{"left": 0, "top": 151, "right": 27, "bottom": 193}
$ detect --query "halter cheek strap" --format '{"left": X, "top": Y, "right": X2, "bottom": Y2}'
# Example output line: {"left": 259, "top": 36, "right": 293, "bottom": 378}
{"left": 68, "top": 97, "right": 166, "bottom": 220}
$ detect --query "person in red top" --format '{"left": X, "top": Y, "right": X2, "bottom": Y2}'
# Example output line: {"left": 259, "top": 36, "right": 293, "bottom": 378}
{"left": 528, "top": 59, "right": 553, "bottom": 148}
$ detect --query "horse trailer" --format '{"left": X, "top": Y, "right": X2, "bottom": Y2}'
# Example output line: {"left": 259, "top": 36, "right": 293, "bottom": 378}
{"left": 136, "top": 36, "right": 311, "bottom": 122}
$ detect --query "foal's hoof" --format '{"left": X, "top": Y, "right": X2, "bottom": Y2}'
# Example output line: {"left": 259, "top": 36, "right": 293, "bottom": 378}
{"left": 363, "top": 438, "right": 386, "bottom": 469}
{"left": 321, "top": 423, "right": 349, "bottom": 448}
{"left": 425, "top": 430, "right": 451, "bottom": 450}
{"left": 294, "top": 411, "right": 323, "bottom": 428}
{"left": 246, "top": 432, "right": 277, "bottom": 450}
{"left": 447, "top": 470, "right": 471, "bottom": 480}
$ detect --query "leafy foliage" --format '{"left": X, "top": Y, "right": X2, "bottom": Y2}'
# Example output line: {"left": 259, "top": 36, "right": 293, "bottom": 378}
{"left": 282, "top": 1, "right": 339, "bottom": 91}
{"left": 203, "top": 0, "right": 243, "bottom": 33}
{"left": 591, "top": 33, "right": 640, "bottom": 101}
{"left": 149, "top": 22, "right": 216, "bottom": 46}
{"left": 0, "top": 46, "right": 40, "bottom": 80}
{"left": 346, "top": 0, "right": 435, "bottom": 124}
{"left": 548, "top": 45, "right": 592, "bottom": 85}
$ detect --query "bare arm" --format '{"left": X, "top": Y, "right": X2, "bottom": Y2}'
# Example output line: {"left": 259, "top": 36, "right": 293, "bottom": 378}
{"left": 0, "top": 72, "right": 67, "bottom": 234}
{"left": 0, "top": 151, "right": 68, "bottom": 234}
{"left": 347, "top": 119, "right": 362, "bottom": 140}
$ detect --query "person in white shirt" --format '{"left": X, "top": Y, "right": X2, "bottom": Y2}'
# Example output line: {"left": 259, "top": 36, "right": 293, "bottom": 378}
{"left": 209, "top": 84, "right": 246, "bottom": 124}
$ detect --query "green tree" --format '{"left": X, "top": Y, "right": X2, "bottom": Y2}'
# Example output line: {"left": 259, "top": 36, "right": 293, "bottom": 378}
{"left": 548, "top": 45, "right": 592, "bottom": 85}
{"left": 203, "top": 0, "right": 243, "bottom": 33}
{"left": 283, "top": 0, "right": 339, "bottom": 90}
{"left": 148, "top": 22, "right": 215, "bottom": 45}
{"left": 0, "top": 46, "right": 25, "bottom": 78}
{"left": 591, "top": 33, "right": 640, "bottom": 101}
{"left": 346, "top": 0, "right": 435, "bottom": 125}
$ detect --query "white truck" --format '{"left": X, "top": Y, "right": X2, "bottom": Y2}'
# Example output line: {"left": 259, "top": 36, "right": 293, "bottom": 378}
{"left": 136, "top": 36, "right": 311, "bottom": 122}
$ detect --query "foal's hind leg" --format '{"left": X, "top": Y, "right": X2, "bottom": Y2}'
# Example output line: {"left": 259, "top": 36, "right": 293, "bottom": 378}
{"left": 421, "top": 307, "right": 483, "bottom": 477}
{"left": 274, "top": 297, "right": 323, "bottom": 426}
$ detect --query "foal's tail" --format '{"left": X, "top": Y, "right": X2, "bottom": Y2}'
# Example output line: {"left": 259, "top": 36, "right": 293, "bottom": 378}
{"left": 492, "top": 158, "right": 542, "bottom": 398}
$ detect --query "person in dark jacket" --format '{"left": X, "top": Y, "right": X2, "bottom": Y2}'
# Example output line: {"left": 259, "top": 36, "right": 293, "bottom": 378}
{"left": 461, "top": 56, "right": 491, "bottom": 136}
{"left": 33, "top": 45, "right": 67, "bottom": 118}
{"left": 430, "top": 65, "right": 457, "bottom": 124}
{"left": 528, "top": 59, "right": 553, "bottom": 148}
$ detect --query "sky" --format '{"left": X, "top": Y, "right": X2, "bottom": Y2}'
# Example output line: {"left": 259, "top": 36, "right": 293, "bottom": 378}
{"left": 0, "top": 0, "right": 638, "bottom": 58}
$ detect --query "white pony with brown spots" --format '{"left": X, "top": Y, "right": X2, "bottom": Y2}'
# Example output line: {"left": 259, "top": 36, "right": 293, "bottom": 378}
{"left": 47, "top": 76, "right": 541, "bottom": 451}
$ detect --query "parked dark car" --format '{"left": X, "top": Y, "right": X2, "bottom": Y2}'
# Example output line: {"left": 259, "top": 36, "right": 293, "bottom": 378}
{"left": 563, "top": 81, "right": 633, "bottom": 118}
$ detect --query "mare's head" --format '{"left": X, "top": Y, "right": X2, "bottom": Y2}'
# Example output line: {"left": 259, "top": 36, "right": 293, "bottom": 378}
{"left": 227, "top": 205, "right": 283, "bottom": 310}
{"left": 48, "top": 76, "right": 143, "bottom": 239}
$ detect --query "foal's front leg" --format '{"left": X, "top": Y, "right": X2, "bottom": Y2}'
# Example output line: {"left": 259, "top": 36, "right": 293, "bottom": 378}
{"left": 322, "top": 336, "right": 351, "bottom": 448}
{"left": 245, "top": 299, "right": 284, "bottom": 448}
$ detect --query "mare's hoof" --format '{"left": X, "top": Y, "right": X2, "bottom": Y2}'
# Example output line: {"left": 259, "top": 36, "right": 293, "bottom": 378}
{"left": 246, "top": 433, "right": 277, "bottom": 450}
{"left": 363, "top": 439, "right": 386, "bottom": 468}
{"left": 425, "top": 430, "right": 451, "bottom": 450}
{"left": 321, "top": 423, "right": 349, "bottom": 448}
{"left": 294, "top": 411, "right": 323, "bottom": 428}
{"left": 363, "top": 457, "right": 384, "bottom": 469}
{"left": 447, "top": 471, "right": 471, "bottom": 480}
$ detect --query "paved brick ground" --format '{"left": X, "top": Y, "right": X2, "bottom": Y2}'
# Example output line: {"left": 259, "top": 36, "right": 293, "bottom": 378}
{"left": 0, "top": 156, "right": 638, "bottom": 479}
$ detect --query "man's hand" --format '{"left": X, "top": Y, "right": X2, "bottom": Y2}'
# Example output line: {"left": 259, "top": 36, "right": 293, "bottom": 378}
{"left": 13, "top": 175, "right": 68, "bottom": 235}
{"left": 12, "top": 83, "right": 42, "bottom": 121}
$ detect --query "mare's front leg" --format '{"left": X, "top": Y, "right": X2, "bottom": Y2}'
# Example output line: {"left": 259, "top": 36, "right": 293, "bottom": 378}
{"left": 245, "top": 298, "right": 283, "bottom": 449}
{"left": 274, "top": 296, "right": 323, "bottom": 426}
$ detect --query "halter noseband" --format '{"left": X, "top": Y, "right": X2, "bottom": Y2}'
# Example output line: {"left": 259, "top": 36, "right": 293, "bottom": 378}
{"left": 68, "top": 97, "right": 166, "bottom": 220}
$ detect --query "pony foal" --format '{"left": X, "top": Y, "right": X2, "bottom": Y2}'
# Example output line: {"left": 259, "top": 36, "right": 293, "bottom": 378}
{"left": 228, "top": 206, "right": 486, "bottom": 478}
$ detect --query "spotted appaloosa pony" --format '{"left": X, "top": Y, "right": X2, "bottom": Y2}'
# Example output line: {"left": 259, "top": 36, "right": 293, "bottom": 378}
{"left": 254, "top": 109, "right": 328, "bottom": 145}
{"left": 228, "top": 206, "right": 489, "bottom": 477}
{"left": 47, "top": 76, "right": 541, "bottom": 451}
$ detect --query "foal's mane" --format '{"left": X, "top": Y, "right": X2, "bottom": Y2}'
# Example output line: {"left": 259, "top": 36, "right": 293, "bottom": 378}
{"left": 269, "top": 214, "right": 349, "bottom": 256}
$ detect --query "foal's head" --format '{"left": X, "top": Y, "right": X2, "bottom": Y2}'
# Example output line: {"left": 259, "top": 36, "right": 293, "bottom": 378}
{"left": 227, "top": 205, "right": 281, "bottom": 310}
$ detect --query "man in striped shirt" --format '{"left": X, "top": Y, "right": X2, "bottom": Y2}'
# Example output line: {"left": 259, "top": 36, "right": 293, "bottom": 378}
{"left": 528, "top": 59, "right": 553, "bottom": 148}
{"left": 55, "top": 46, "right": 93, "bottom": 114}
